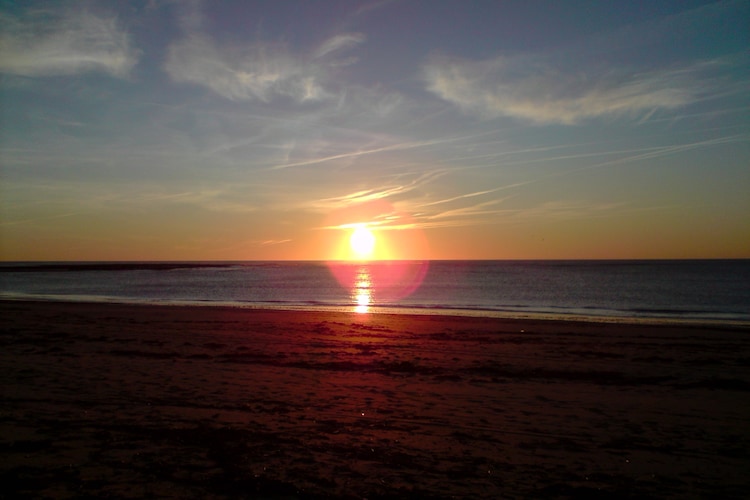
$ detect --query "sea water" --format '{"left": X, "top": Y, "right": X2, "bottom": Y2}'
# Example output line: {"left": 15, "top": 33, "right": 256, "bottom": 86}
{"left": 1, "top": 260, "right": 749, "bottom": 323}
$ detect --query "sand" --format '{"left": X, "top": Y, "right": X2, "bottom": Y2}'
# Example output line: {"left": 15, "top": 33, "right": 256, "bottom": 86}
{"left": 1, "top": 300, "right": 749, "bottom": 499}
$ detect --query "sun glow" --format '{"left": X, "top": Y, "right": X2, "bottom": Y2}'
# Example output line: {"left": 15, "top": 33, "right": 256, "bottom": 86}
{"left": 349, "top": 226, "right": 375, "bottom": 259}
{"left": 323, "top": 201, "right": 431, "bottom": 312}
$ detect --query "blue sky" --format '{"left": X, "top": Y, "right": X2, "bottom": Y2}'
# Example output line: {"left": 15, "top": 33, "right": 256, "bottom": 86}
{"left": 1, "top": 0, "right": 748, "bottom": 260}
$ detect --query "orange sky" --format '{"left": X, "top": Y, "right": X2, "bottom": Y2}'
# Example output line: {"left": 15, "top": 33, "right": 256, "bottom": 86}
{"left": 3, "top": 200, "right": 748, "bottom": 261}
{"left": 1, "top": 1, "right": 749, "bottom": 261}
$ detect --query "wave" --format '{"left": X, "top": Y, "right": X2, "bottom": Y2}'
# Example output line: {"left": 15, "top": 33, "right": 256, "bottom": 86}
{"left": 3, "top": 292, "right": 747, "bottom": 327}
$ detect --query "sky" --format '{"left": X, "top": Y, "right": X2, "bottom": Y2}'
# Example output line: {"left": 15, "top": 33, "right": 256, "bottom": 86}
{"left": 1, "top": 0, "right": 748, "bottom": 261}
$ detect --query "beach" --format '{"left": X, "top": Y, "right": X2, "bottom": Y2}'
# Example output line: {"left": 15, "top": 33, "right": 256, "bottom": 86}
{"left": 2, "top": 300, "right": 749, "bottom": 499}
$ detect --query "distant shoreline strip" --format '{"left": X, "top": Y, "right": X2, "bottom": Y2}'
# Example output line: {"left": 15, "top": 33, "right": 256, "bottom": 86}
{"left": 0, "top": 263, "right": 236, "bottom": 272}
{"left": 2, "top": 259, "right": 749, "bottom": 273}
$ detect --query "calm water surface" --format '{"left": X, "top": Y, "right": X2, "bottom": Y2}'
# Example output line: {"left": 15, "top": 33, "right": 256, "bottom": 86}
{"left": 1, "top": 260, "right": 749, "bottom": 323}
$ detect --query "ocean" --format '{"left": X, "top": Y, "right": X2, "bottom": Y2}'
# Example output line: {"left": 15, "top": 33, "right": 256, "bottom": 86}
{"left": 1, "top": 260, "right": 749, "bottom": 324}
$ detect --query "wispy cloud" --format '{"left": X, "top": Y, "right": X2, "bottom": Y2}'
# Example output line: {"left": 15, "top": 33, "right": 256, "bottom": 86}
{"left": 271, "top": 138, "right": 439, "bottom": 170}
{"left": 0, "top": 8, "right": 138, "bottom": 77}
{"left": 119, "top": 187, "right": 261, "bottom": 214}
{"left": 313, "top": 33, "right": 365, "bottom": 59}
{"left": 417, "top": 185, "right": 526, "bottom": 208}
{"left": 165, "top": 34, "right": 329, "bottom": 102}
{"left": 2, "top": 179, "right": 259, "bottom": 219}
{"left": 260, "top": 239, "right": 292, "bottom": 246}
{"left": 310, "top": 170, "right": 446, "bottom": 211}
{"left": 422, "top": 1, "right": 748, "bottom": 126}
{"left": 509, "top": 200, "right": 629, "bottom": 221}
{"left": 545, "top": 134, "right": 750, "bottom": 177}
{"left": 410, "top": 198, "right": 654, "bottom": 230}
{"left": 164, "top": 5, "right": 365, "bottom": 103}
{"left": 455, "top": 135, "right": 739, "bottom": 173}
{"left": 270, "top": 127, "right": 514, "bottom": 171}
{"left": 0, "top": 211, "right": 83, "bottom": 227}
{"left": 423, "top": 53, "right": 715, "bottom": 125}
{"left": 420, "top": 197, "right": 508, "bottom": 222}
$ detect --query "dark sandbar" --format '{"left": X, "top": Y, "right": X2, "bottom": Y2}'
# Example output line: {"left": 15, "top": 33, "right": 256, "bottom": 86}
{"left": 2, "top": 300, "right": 749, "bottom": 498}
{"left": 0, "top": 262, "right": 235, "bottom": 272}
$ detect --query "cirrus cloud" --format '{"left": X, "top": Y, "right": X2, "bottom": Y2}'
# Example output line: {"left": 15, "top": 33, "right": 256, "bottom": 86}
{"left": 313, "top": 33, "right": 365, "bottom": 59}
{"left": 423, "top": 53, "right": 718, "bottom": 125}
{"left": 165, "top": 35, "right": 328, "bottom": 103}
{"left": 165, "top": 27, "right": 364, "bottom": 103}
{"left": 0, "top": 9, "right": 138, "bottom": 78}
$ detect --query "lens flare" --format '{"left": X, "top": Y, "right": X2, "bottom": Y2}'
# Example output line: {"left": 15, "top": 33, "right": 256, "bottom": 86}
{"left": 323, "top": 200, "right": 430, "bottom": 310}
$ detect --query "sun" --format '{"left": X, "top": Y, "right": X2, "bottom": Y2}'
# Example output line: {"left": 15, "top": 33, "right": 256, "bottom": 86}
{"left": 349, "top": 226, "right": 376, "bottom": 259}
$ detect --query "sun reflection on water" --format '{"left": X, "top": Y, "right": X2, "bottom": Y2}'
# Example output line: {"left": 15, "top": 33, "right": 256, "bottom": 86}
{"left": 352, "top": 267, "right": 372, "bottom": 314}
{"left": 329, "top": 260, "right": 429, "bottom": 315}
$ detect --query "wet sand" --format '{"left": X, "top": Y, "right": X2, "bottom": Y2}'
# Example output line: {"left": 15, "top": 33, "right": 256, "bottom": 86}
{"left": 2, "top": 300, "right": 749, "bottom": 499}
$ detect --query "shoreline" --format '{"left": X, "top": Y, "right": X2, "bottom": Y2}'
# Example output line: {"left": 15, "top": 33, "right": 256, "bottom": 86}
{"left": 2, "top": 299, "right": 750, "bottom": 498}
{"left": 2, "top": 295, "right": 749, "bottom": 329}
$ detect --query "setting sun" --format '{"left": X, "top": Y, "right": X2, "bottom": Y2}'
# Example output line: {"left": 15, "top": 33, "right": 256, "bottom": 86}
{"left": 349, "top": 226, "right": 375, "bottom": 259}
